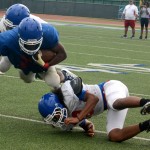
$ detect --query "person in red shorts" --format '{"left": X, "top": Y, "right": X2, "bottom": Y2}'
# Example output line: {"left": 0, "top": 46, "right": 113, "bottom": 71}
{"left": 122, "top": 0, "right": 138, "bottom": 38}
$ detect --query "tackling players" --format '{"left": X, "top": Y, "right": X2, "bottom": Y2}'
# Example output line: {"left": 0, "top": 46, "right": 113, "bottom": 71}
{"left": 38, "top": 77, "right": 150, "bottom": 142}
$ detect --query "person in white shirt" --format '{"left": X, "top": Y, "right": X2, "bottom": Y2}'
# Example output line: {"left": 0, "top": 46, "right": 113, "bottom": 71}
{"left": 122, "top": 0, "right": 138, "bottom": 38}
{"left": 139, "top": 1, "right": 150, "bottom": 39}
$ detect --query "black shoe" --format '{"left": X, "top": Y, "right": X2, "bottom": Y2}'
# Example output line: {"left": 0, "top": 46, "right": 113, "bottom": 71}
{"left": 141, "top": 102, "right": 150, "bottom": 115}
{"left": 121, "top": 35, "right": 127, "bottom": 38}
{"left": 147, "top": 120, "right": 150, "bottom": 132}
{"left": 139, "top": 36, "right": 142, "bottom": 39}
{"left": 130, "top": 35, "right": 134, "bottom": 39}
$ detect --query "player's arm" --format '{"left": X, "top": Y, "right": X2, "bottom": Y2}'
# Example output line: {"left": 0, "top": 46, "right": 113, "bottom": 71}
{"left": 48, "top": 42, "right": 67, "bottom": 66}
{"left": 64, "top": 91, "right": 99, "bottom": 125}
{"left": 32, "top": 42, "right": 67, "bottom": 69}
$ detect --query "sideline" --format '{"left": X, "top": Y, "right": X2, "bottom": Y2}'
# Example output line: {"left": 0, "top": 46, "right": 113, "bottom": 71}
{"left": 0, "top": 113, "right": 150, "bottom": 141}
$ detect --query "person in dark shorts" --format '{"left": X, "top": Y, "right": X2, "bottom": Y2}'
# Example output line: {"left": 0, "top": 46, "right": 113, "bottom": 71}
{"left": 139, "top": 2, "right": 150, "bottom": 39}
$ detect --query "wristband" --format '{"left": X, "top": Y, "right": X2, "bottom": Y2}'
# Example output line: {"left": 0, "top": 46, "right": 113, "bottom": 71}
{"left": 43, "top": 63, "right": 50, "bottom": 69}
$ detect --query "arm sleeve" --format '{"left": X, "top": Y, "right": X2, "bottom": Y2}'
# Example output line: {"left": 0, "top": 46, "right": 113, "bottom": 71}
{"left": 77, "top": 90, "right": 86, "bottom": 101}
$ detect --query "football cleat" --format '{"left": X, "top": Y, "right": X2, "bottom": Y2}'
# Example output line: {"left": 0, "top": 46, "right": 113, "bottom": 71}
{"left": 61, "top": 69, "right": 77, "bottom": 81}
{"left": 141, "top": 102, "right": 150, "bottom": 115}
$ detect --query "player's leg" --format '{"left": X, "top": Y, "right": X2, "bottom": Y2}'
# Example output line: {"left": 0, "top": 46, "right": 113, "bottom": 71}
{"left": 104, "top": 80, "right": 150, "bottom": 142}
{"left": 40, "top": 66, "right": 61, "bottom": 89}
{"left": 103, "top": 80, "right": 150, "bottom": 110}
{"left": 0, "top": 56, "right": 12, "bottom": 74}
{"left": 19, "top": 70, "right": 36, "bottom": 83}
{"left": 107, "top": 109, "right": 149, "bottom": 142}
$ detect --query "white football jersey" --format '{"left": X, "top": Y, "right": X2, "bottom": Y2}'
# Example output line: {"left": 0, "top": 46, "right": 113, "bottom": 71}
{"left": 61, "top": 80, "right": 105, "bottom": 118}
{"left": 61, "top": 80, "right": 129, "bottom": 133}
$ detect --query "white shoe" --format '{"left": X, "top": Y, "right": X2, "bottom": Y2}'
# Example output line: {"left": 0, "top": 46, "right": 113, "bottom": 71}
{"left": 0, "top": 71, "right": 4, "bottom": 75}
{"left": 141, "top": 102, "right": 150, "bottom": 115}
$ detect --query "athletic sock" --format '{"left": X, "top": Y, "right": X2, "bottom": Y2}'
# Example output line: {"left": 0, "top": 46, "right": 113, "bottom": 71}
{"left": 140, "top": 98, "right": 150, "bottom": 106}
{"left": 139, "top": 120, "right": 150, "bottom": 132}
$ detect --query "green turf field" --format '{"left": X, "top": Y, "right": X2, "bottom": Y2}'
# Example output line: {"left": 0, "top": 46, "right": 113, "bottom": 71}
{"left": 0, "top": 21, "right": 150, "bottom": 150}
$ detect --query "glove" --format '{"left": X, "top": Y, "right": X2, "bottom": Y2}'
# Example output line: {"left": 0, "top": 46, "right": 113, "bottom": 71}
{"left": 32, "top": 51, "right": 50, "bottom": 69}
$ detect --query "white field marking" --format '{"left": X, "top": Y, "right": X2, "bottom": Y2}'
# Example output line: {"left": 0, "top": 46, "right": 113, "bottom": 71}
{"left": 0, "top": 74, "right": 150, "bottom": 97}
{"left": 60, "top": 63, "right": 150, "bottom": 75}
{"left": 0, "top": 113, "right": 150, "bottom": 141}
{"left": 63, "top": 42, "right": 150, "bottom": 54}
{"left": 51, "top": 22, "right": 125, "bottom": 30}
{"left": 88, "top": 63, "right": 150, "bottom": 73}
{"left": 68, "top": 51, "right": 150, "bottom": 62}
{"left": 62, "top": 37, "right": 150, "bottom": 49}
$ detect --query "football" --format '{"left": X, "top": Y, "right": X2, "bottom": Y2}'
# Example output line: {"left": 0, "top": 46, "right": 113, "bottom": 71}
{"left": 40, "top": 50, "right": 56, "bottom": 62}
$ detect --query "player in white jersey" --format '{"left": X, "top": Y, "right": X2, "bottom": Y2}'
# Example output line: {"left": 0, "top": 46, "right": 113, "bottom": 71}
{"left": 38, "top": 77, "right": 150, "bottom": 142}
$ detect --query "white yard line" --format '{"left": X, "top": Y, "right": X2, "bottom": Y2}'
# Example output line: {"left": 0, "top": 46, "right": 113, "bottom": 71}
{"left": 0, "top": 113, "right": 149, "bottom": 141}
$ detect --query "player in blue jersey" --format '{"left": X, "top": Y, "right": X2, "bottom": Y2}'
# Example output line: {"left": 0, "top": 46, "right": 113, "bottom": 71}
{"left": 0, "top": 3, "right": 30, "bottom": 75}
{"left": 38, "top": 77, "right": 150, "bottom": 142}
{"left": 0, "top": 17, "right": 67, "bottom": 88}
{"left": 0, "top": 3, "right": 49, "bottom": 75}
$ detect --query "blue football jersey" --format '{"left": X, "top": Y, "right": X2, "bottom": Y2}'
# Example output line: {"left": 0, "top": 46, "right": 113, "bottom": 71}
{"left": 0, "top": 23, "right": 59, "bottom": 74}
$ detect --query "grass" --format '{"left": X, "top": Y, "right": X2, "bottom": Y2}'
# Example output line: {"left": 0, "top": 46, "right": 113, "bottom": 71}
{"left": 0, "top": 20, "right": 150, "bottom": 150}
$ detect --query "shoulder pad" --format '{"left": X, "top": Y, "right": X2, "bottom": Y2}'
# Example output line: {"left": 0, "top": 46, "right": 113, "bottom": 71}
{"left": 70, "top": 77, "right": 83, "bottom": 95}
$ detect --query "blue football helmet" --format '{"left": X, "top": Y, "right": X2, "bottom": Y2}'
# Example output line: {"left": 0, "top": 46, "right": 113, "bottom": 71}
{"left": 38, "top": 93, "right": 68, "bottom": 128}
{"left": 18, "top": 17, "right": 43, "bottom": 55}
{"left": 4, "top": 3, "right": 30, "bottom": 30}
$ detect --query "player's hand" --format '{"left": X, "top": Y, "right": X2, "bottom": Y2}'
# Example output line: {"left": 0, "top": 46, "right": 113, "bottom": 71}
{"left": 64, "top": 117, "right": 79, "bottom": 125}
{"left": 32, "top": 51, "right": 50, "bottom": 69}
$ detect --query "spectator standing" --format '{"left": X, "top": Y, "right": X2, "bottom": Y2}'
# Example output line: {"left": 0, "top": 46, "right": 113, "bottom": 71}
{"left": 139, "top": 1, "right": 150, "bottom": 39}
{"left": 122, "top": 0, "right": 138, "bottom": 38}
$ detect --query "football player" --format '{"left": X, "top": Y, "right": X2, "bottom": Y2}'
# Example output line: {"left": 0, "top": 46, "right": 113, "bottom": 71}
{"left": 0, "top": 3, "right": 47, "bottom": 75}
{"left": 0, "top": 16, "right": 67, "bottom": 89}
{"left": 38, "top": 77, "right": 150, "bottom": 142}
